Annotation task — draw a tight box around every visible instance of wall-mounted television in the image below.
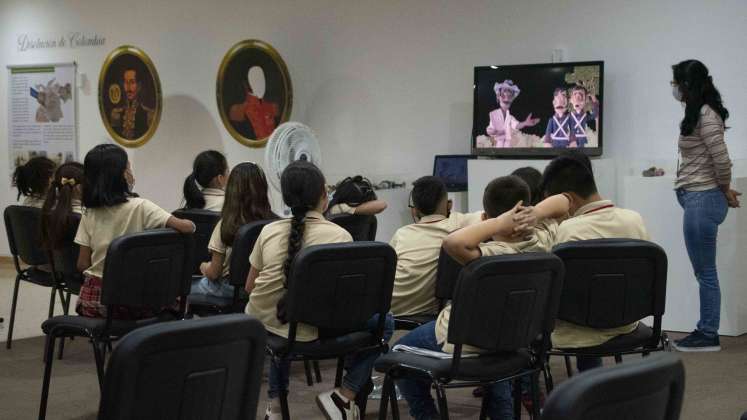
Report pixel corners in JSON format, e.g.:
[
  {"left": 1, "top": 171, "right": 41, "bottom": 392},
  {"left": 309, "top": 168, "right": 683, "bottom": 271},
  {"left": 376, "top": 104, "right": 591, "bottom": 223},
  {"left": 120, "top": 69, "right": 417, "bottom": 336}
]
[{"left": 472, "top": 61, "right": 603, "bottom": 158}]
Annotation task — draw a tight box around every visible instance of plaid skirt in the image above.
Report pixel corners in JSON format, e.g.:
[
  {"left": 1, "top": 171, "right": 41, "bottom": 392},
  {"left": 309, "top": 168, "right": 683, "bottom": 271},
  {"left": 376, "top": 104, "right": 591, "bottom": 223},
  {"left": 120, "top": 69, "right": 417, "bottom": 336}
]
[{"left": 76, "top": 274, "right": 164, "bottom": 320}]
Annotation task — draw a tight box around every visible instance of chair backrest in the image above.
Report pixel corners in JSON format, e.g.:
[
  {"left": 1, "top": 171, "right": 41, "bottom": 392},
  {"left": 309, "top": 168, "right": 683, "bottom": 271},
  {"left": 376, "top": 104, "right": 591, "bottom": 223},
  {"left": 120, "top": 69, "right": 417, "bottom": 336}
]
[
  {"left": 4, "top": 205, "right": 48, "bottom": 266},
  {"left": 286, "top": 242, "right": 396, "bottom": 339},
  {"left": 228, "top": 220, "right": 274, "bottom": 288},
  {"left": 99, "top": 314, "right": 266, "bottom": 420},
  {"left": 48, "top": 213, "right": 82, "bottom": 285},
  {"left": 552, "top": 239, "right": 667, "bottom": 331},
  {"left": 448, "top": 253, "right": 564, "bottom": 354},
  {"left": 328, "top": 213, "right": 378, "bottom": 241},
  {"left": 172, "top": 209, "right": 220, "bottom": 275},
  {"left": 435, "top": 247, "right": 462, "bottom": 302},
  {"left": 101, "top": 229, "right": 194, "bottom": 309},
  {"left": 541, "top": 353, "right": 685, "bottom": 420}
]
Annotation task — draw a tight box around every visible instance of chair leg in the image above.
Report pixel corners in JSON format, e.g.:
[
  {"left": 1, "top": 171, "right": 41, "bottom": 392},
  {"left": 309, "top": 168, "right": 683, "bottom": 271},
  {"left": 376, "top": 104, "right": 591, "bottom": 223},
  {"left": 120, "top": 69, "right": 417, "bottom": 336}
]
[
  {"left": 479, "top": 385, "right": 490, "bottom": 420},
  {"left": 38, "top": 334, "right": 57, "bottom": 420},
  {"left": 92, "top": 341, "right": 106, "bottom": 391},
  {"left": 279, "top": 389, "right": 291, "bottom": 420},
  {"left": 390, "top": 377, "right": 400, "bottom": 420},
  {"left": 303, "top": 360, "right": 314, "bottom": 386},
  {"left": 614, "top": 354, "right": 623, "bottom": 364},
  {"left": 56, "top": 337, "right": 66, "bottom": 360},
  {"left": 313, "top": 360, "right": 323, "bottom": 383},
  {"left": 378, "top": 375, "right": 391, "bottom": 420},
  {"left": 6, "top": 276, "right": 21, "bottom": 349},
  {"left": 435, "top": 383, "right": 449, "bottom": 420},
  {"left": 334, "top": 357, "right": 345, "bottom": 388},
  {"left": 512, "top": 378, "right": 521, "bottom": 420},
  {"left": 530, "top": 372, "right": 541, "bottom": 420},
  {"left": 63, "top": 291, "right": 72, "bottom": 315},
  {"left": 564, "top": 355, "right": 573, "bottom": 377},
  {"left": 543, "top": 361, "right": 555, "bottom": 393}
]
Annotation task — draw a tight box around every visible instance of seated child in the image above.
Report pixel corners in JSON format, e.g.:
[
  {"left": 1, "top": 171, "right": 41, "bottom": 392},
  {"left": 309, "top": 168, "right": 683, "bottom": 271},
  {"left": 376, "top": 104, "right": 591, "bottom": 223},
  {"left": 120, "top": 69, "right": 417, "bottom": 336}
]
[
  {"left": 13, "top": 156, "right": 56, "bottom": 208},
  {"left": 244, "top": 161, "right": 393, "bottom": 420},
  {"left": 41, "top": 162, "right": 85, "bottom": 251},
  {"left": 541, "top": 150, "right": 650, "bottom": 371},
  {"left": 327, "top": 175, "right": 387, "bottom": 216},
  {"left": 389, "top": 176, "right": 482, "bottom": 317},
  {"left": 511, "top": 166, "right": 543, "bottom": 205},
  {"left": 191, "top": 162, "right": 277, "bottom": 298},
  {"left": 75, "top": 144, "right": 195, "bottom": 319},
  {"left": 182, "top": 150, "right": 228, "bottom": 212}
]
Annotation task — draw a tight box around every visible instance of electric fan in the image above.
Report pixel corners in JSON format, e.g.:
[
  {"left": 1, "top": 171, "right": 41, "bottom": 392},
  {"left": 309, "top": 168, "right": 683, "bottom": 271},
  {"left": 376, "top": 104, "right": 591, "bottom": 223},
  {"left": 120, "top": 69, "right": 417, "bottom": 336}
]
[{"left": 264, "top": 122, "right": 322, "bottom": 215}]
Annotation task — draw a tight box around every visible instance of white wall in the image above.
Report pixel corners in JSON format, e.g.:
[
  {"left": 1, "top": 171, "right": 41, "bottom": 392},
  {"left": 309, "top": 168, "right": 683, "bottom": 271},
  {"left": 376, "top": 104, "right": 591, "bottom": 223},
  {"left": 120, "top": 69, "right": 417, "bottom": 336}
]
[{"left": 0, "top": 0, "right": 745, "bottom": 255}]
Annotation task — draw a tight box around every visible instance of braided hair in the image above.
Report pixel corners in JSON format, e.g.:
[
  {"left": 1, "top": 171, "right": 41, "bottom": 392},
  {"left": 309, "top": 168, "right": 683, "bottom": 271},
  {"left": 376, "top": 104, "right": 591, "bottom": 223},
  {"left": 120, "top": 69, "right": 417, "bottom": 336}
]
[{"left": 280, "top": 161, "right": 326, "bottom": 282}]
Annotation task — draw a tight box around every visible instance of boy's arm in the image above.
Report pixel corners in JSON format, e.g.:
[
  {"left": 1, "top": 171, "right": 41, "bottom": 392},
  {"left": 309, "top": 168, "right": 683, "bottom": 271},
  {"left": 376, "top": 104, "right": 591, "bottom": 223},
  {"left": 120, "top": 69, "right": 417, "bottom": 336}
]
[
  {"left": 531, "top": 194, "right": 571, "bottom": 223},
  {"left": 353, "top": 199, "right": 387, "bottom": 215},
  {"left": 443, "top": 203, "right": 524, "bottom": 265}
]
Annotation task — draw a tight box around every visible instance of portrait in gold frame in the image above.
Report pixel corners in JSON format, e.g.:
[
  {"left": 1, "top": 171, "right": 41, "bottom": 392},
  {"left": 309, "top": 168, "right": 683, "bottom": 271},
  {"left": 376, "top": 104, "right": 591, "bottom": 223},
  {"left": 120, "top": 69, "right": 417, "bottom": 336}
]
[{"left": 217, "top": 39, "right": 292, "bottom": 148}]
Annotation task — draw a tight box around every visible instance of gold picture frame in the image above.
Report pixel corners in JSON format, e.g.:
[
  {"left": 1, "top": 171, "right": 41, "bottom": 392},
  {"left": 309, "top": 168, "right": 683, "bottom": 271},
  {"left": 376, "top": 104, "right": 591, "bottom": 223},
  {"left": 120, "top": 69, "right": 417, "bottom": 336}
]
[
  {"left": 217, "top": 39, "right": 293, "bottom": 148},
  {"left": 98, "top": 45, "right": 162, "bottom": 148}
]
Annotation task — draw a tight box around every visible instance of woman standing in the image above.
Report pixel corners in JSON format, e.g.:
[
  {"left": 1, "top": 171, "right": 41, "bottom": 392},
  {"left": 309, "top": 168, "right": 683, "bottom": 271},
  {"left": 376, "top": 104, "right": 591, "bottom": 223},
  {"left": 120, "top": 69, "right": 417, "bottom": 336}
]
[{"left": 672, "top": 59, "right": 740, "bottom": 352}]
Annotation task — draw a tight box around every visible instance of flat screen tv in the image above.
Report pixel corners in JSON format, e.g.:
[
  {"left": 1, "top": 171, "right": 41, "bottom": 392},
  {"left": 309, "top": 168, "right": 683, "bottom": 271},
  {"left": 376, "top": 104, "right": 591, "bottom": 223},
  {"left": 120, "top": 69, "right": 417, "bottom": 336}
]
[
  {"left": 472, "top": 61, "right": 603, "bottom": 158},
  {"left": 433, "top": 155, "right": 472, "bottom": 192}
]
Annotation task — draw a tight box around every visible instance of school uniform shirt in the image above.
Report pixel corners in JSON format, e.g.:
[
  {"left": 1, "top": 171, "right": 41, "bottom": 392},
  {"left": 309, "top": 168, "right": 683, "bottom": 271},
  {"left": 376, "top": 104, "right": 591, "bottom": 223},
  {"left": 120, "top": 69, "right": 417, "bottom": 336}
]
[
  {"left": 389, "top": 211, "right": 483, "bottom": 317},
  {"left": 22, "top": 195, "right": 46, "bottom": 208},
  {"left": 207, "top": 220, "right": 231, "bottom": 278},
  {"left": 74, "top": 198, "right": 172, "bottom": 278},
  {"left": 246, "top": 210, "right": 353, "bottom": 342},
  {"left": 72, "top": 199, "right": 83, "bottom": 215},
  {"left": 328, "top": 203, "right": 357, "bottom": 216},
  {"left": 202, "top": 188, "right": 225, "bottom": 212},
  {"left": 551, "top": 199, "right": 650, "bottom": 349},
  {"left": 435, "top": 231, "right": 554, "bottom": 354}
]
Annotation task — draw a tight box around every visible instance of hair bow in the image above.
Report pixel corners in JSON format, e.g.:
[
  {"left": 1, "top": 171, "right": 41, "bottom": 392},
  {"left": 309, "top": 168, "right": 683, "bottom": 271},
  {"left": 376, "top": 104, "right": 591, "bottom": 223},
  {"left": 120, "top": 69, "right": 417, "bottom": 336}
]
[{"left": 60, "top": 177, "right": 76, "bottom": 186}]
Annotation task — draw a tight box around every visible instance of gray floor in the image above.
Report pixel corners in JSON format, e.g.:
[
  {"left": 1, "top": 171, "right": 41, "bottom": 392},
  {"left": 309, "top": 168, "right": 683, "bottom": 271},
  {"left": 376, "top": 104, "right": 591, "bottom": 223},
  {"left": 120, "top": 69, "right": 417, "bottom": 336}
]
[{"left": 0, "top": 331, "right": 746, "bottom": 419}]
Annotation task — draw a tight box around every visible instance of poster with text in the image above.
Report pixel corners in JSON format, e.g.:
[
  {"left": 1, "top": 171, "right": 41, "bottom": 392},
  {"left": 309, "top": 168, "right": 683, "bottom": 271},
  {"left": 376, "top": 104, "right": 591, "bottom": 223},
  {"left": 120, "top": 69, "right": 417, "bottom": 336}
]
[{"left": 7, "top": 63, "right": 77, "bottom": 176}]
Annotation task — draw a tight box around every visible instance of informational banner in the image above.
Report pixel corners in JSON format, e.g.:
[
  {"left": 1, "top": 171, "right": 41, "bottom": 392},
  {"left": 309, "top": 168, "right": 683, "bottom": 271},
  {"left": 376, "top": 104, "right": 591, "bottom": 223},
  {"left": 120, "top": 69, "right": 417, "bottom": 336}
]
[{"left": 7, "top": 63, "right": 77, "bottom": 174}]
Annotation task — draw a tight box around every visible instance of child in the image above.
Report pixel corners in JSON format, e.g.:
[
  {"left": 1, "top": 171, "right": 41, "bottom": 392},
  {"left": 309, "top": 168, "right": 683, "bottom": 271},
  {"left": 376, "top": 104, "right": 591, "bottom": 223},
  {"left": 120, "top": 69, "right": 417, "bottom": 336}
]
[
  {"left": 41, "top": 162, "right": 85, "bottom": 251},
  {"left": 389, "top": 176, "right": 482, "bottom": 317},
  {"left": 191, "top": 162, "right": 277, "bottom": 298},
  {"left": 74, "top": 144, "right": 195, "bottom": 319},
  {"left": 511, "top": 166, "right": 543, "bottom": 206},
  {"left": 541, "top": 150, "right": 649, "bottom": 370},
  {"left": 543, "top": 88, "right": 572, "bottom": 148},
  {"left": 182, "top": 150, "right": 228, "bottom": 211},
  {"left": 326, "top": 175, "right": 387, "bottom": 216},
  {"left": 486, "top": 80, "right": 540, "bottom": 147},
  {"left": 13, "top": 156, "right": 56, "bottom": 208},
  {"left": 568, "top": 86, "right": 599, "bottom": 148},
  {"left": 244, "top": 161, "right": 393, "bottom": 420}
]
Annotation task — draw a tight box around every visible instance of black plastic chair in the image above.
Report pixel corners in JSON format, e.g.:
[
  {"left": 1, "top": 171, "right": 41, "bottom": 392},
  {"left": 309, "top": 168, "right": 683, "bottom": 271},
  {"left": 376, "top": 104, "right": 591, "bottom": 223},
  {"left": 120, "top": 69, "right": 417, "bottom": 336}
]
[
  {"left": 266, "top": 241, "right": 396, "bottom": 420},
  {"left": 172, "top": 208, "right": 220, "bottom": 276},
  {"left": 187, "top": 220, "right": 273, "bottom": 315},
  {"left": 4, "top": 205, "right": 58, "bottom": 350},
  {"left": 547, "top": 239, "right": 669, "bottom": 386},
  {"left": 98, "top": 313, "right": 266, "bottom": 420},
  {"left": 542, "top": 353, "right": 685, "bottom": 420},
  {"left": 38, "top": 228, "right": 194, "bottom": 420},
  {"left": 375, "top": 253, "right": 564, "bottom": 420},
  {"left": 394, "top": 247, "right": 462, "bottom": 330},
  {"left": 328, "top": 213, "right": 378, "bottom": 241}
]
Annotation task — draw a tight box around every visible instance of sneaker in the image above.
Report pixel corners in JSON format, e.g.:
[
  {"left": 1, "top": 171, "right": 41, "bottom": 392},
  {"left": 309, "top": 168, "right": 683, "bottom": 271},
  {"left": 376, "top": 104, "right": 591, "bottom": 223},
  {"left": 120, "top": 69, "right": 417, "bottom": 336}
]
[
  {"left": 316, "top": 389, "right": 360, "bottom": 420},
  {"left": 264, "top": 404, "right": 283, "bottom": 420},
  {"left": 672, "top": 330, "right": 721, "bottom": 352}
]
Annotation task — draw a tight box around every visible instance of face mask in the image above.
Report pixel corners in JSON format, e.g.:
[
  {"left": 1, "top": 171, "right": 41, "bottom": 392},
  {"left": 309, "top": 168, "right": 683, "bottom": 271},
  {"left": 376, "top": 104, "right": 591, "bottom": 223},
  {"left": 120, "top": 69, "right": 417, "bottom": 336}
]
[{"left": 672, "top": 85, "right": 683, "bottom": 102}]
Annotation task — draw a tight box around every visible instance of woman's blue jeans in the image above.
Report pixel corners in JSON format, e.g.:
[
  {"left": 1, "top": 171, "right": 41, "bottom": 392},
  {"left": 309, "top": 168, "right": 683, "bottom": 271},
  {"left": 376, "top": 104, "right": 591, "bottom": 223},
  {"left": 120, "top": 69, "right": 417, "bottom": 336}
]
[{"left": 676, "top": 188, "right": 728, "bottom": 338}]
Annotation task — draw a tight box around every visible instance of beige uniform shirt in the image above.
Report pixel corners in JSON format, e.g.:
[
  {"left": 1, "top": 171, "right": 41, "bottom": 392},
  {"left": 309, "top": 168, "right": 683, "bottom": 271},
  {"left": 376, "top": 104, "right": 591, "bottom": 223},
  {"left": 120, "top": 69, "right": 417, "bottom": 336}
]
[
  {"left": 328, "top": 203, "right": 356, "bottom": 216},
  {"left": 207, "top": 220, "right": 231, "bottom": 278},
  {"left": 22, "top": 195, "right": 45, "bottom": 208},
  {"left": 434, "top": 224, "right": 556, "bottom": 354},
  {"left": 246, "top": 211, "right": 352, "bottom": 342},
  {"left": 202, "top": 188, "right": 225, "bottom": 212},
  {"left": 389, "top": 211, "right": 483, "bottom": 317},
  {"left": 72, "top": 199, "right": 84, "bottom": 215},
  {"left": 74, "top": 198, "right": 172, "bottom": 278},
  {"left": 552, "top": 200, "right": 650, "bottom": 349}
]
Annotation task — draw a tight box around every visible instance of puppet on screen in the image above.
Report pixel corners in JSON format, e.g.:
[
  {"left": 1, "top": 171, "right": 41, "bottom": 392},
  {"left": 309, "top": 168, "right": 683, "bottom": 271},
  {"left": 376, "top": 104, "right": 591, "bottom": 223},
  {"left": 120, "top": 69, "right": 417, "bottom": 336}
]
[
  {"left": 543, "top": 88, "right": 572, "bottom": 148},
  {"left": 485, "top": 80, "right": 540, "bottom": 147},
  {"left": 568, "top": 85, "right": 598, "bottom": 148}
]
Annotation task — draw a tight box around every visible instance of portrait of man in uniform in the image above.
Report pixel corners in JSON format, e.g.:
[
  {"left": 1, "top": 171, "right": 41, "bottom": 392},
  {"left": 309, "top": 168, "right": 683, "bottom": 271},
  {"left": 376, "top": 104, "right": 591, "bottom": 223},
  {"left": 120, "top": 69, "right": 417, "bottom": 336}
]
[{"left": 109, "top": 68, "right": 154, "bottom": 140}]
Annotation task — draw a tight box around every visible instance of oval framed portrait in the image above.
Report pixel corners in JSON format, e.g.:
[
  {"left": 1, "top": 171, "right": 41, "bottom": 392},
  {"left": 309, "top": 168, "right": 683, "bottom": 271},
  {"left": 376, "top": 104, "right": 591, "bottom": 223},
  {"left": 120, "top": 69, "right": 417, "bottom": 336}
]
[
  {"left": 217, "top": 39, "right": 292, "bottom": 148},
  {"left": 98, "top": 45, "right": 162, "bottom": 148}
]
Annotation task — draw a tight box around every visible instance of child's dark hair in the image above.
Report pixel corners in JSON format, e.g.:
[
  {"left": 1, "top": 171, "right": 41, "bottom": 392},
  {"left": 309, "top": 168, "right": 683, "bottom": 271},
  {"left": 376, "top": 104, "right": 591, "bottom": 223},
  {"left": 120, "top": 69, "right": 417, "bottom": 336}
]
[
  {"left": 183, "top": 150, "right": 228, "bottom": 209},
  {"left": 511, "top": 167, "right": 543, "bottom": 205},
  {"left": 280, "top": 161, "right": 326, "bottom": 281},
  {"left": 13, "top": 156, "right": 56, "bottom": 200},
  {"left": 220, "top": 162, "right": 276, "bottom": 245},
  {"left": 82, "top": 144, "right": 132, "bottom": 208},
  {"left": 411, "top": 176, "right": 447, "bottom": 215},
  {"left": 41, "top": 162, "right": 83, "bottom": 249},
  {"left": 327, "top": 175, "right": 377, "bottom": 211},
  {"left": 541, "top": 150, "right": 597, "bottom": 198},
  {"left": 483, "top": 175, "right": 530, "bottom": 218}
]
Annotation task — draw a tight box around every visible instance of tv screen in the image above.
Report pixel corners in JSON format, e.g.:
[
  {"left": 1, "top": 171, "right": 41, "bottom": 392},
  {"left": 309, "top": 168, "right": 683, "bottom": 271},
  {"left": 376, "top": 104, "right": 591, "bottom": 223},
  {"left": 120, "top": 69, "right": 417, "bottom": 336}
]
[
  {"left": 472, "top": 61, "right": 603, "bottom": 157},
  {"left": 433, "top": 155, "right": 471, "bottom": 192}
]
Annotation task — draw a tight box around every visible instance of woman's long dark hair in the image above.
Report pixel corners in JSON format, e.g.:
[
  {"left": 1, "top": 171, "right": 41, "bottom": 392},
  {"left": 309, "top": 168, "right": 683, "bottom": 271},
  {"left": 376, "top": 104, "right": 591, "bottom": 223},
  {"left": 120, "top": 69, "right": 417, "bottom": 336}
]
[
  {"left": 13, "top": 156, "right": 56, "bottom": 200},
  {"left": 672, "top": 60, "right": 729, "bottom": 136},
  {"left": 82, "top": 144, "right": 133, "bottom": 208},
  {"left": 280, "top": 161, "right": 326, "bottom": 281},
  {"left": 183, "top": 150, "right": 228, "bottom": 209},
  {"left": 41, "top": 162, "right": 84, "bottom": 249},
  {"left": 219, "top": 162, "right": 276, "bottom": 245}
]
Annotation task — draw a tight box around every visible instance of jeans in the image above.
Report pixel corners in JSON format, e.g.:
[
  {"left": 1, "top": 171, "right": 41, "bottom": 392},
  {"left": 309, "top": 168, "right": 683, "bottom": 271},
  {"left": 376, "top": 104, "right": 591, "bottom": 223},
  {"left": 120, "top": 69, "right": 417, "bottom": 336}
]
[
  {"left": 676, "top": 188, "right": 728, "bottom": 338},
  {"left": 395, "top": 321, "right": 513, "bottom": 420},
  {"left": 268, "top": 313, "right": 394, "bottom": 399},
  {"left": 190, "top": 276, "right": 234, "bottom": 298}
]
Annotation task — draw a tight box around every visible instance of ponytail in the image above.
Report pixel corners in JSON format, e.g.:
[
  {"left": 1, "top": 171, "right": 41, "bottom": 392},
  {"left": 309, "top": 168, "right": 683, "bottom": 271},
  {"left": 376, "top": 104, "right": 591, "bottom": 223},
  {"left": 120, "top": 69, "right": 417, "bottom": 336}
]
[
  {"left": 12, "top": 156, "right": 55, "bottom": 201},
  {"left": 41, "top": 162, "right": 83, "bottom": 249},
  {"left": 182, "top": 173, "right": 206, "bottom": 209},
  {"left": 183, "top": 150, "right": 228, "bottom": 209}
]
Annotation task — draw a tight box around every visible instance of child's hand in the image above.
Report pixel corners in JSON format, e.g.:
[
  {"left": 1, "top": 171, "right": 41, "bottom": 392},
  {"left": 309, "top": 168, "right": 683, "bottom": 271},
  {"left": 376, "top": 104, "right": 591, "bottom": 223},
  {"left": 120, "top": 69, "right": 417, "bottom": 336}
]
[{"left": 199, "top": 262, "right": 209, "bottom": 276}]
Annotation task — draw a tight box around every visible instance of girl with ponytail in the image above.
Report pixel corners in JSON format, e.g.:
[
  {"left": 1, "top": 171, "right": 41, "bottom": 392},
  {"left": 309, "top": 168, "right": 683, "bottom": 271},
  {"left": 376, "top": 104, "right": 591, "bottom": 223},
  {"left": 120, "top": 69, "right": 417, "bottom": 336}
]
[
  {"left": 244, "top": 161, "right": 393, "bottom": 420},
  {"left": 13, "top": 156, "right": 56, "bottom": 208},
  {"left": 41, "top": 162, "right": 84, "bottom": 250},
  {"left": 182, "top": 150, "right": 228, "bottom": 211}
]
